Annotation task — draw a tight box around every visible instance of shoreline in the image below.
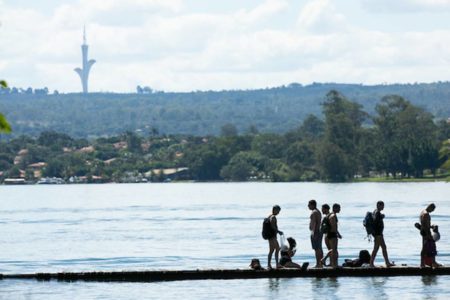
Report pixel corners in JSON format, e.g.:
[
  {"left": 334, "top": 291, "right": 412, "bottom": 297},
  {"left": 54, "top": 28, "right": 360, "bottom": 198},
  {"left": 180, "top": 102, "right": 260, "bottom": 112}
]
[{"left": 1, "top": 177, "right": 449, "bottom": 185}]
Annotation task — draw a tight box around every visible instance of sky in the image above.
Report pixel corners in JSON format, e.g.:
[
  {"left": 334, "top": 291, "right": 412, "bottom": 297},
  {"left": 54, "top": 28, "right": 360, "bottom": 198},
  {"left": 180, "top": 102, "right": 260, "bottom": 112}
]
[{"left": 1, "top": 0, "right": 450, "bottom": 93}]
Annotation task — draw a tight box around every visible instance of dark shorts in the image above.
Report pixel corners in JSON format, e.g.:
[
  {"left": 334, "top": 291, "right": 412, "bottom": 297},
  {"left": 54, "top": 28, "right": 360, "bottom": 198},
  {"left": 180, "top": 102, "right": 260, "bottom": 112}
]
[
  {"left": 373, "top": 229, "right": 383, "bottom": 236},
  {"left": 311, "top": 233, "right": 323, "bottom": 250},
  {"left": 327, "top": 232, "right": 338, "bottom": 239}
]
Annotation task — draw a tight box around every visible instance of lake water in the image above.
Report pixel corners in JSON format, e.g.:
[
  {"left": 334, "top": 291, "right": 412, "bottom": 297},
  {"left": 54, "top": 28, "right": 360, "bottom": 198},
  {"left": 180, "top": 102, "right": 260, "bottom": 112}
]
[{"left": 0, "top": 182, "right": 449, "bottom": 299}]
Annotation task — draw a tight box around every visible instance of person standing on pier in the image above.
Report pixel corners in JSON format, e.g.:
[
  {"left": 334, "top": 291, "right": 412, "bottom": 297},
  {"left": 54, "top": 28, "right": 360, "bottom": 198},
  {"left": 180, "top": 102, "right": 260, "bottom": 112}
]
[
  {"left": 328, "top": 203, "right": 342, "bottom": 268},
  {"left": 369, "top": 201, "right": 395, "bottom": 267},
  {"left": 320, "top": 204, "right": 331, "bottom": 266},
  {"left": 265, "top": 205, "right": 283, "bottom": 269},
  {"left": 420, "top": 203, "right": 441, "bottom": 268},
  {"left": 308, "top": 199, "right": 323, "bottom": 268}
]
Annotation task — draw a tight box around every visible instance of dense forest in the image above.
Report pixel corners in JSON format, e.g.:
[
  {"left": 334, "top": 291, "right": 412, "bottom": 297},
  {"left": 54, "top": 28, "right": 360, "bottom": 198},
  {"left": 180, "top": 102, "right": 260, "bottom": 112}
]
[
  {"left": 0, "top": 82, "right": 450, "bottom": 138},
  {"left": 1, "top": 91, "right": 449, "bottom": 183}
]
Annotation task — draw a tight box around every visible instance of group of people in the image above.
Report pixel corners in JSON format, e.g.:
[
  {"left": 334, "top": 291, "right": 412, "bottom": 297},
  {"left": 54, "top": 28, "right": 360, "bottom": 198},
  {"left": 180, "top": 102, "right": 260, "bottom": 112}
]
[{"left": 264, "top": 201, "right": 441, "bottom": 269}]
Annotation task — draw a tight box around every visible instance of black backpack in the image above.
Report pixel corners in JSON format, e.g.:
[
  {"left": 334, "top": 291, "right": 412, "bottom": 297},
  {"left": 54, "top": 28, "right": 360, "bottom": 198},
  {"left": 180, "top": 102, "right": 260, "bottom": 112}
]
[
  {"left": 363, "top": 211, "right": 375, "bottom": 238},
  {"left": 320, "top": 215, "right": 331, "bottom": 234},
  {"left": 262, "top": 217, "right": 276, "bottom": 240}
]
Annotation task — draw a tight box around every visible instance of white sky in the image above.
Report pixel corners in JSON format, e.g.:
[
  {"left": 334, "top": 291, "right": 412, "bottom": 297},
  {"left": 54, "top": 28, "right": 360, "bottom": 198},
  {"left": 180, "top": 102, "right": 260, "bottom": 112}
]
[{"left": 1, "top": 0, "right": 450, "bottom": 93}]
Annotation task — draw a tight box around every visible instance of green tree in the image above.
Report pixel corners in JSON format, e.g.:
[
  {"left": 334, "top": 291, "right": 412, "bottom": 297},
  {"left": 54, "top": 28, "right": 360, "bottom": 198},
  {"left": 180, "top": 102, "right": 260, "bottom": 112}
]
[
  {"left": 220, "top": 151, "right": 267, "bottom": 181},
  {"left": 298, "top": 114, "right": 325, "bottom": 141},
  {"left": 374, "top": 95, "right": 439, "bottom": 177},
  {"left": 6, "top": 165, "right": 21, "bottom": 178},
  {"left": 220, "top": 123, "right": 238, "bottom": 137},
  {"left": 123, "top": 131, "right": 142, "bottom": 153},
  {"left": 317, "top": 141, "right": 352, "bottom": 182},
  {"left": 182, "top": 143, "right": 229, "bottom": 180},
  {"left": 37, "top": 131, "right": 74, "bottom": 149},
  {"left": 43, "top": 158, "right": 65, "bottom": 178},
  {"left": 436, "top": 119, "right": 450, "bottom": 142},
  {"left": 285, "top": 141, "right": 315, "bottom": 167},
  {"left": 251, "top": 133, "right": 286, "bottom": 159},
  {"left": 0, "top": 80, "right": 11, "bottom": 133},
  {"left": 317, "top": 90, "right": 366, "bottom": 181},
  {"left": 439, "top": 140, "right": 450, "bottom": 171}
]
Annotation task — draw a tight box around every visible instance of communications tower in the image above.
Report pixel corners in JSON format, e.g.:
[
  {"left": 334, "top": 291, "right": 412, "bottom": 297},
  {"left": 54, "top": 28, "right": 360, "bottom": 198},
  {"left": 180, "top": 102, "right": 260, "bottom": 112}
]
[{"left": 74, "top": 27, "right": 96, "bottom": 93}]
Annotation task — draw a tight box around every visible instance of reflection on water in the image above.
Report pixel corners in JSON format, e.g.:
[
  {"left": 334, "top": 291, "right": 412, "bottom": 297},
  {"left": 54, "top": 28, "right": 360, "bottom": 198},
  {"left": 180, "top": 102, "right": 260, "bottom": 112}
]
[
  {"left": 422, "top": 275, "right": 438, "bottom": 286},
  {"left": 312, "top": 277, "right": 339, "bottom": 289},
  {"left": 268, "top": 278, "right": 280, "bottom": 291},
  {"left": 310, "top": 278, "right": 340, "bottom": 300},
  {"left": 368, "top": 277, "right": 388, "bottom": 299},
  {"left": 422, "top": 276, "right": 439, "bottom": 300}
]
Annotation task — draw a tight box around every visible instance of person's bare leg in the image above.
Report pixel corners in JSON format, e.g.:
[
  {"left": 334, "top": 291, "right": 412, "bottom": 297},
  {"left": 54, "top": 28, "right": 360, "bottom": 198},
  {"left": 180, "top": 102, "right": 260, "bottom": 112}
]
[
  {"left": 283, "top": 261, "right": 302, "bottom": 269},
  {"left": 329, "top": 238, "right": 338, "bottom": 268},
  {"left": 321, "top": 237, "right": 331, "bottom": 266},
  {"left": 268, "top": 238, "right": 280, "bottom": 268},
  {"left": 268, "top": 239, "right": 276, "bottom": 269},
  {"left": 322, "top": 250, "right": 331, "bottom": 266},
  {"left": 432, "top": 257, "right": 442, "bottom": 268},
  {"left": 420, "top": 239, "right": 426, "bottom": 267},
  {"left": 370, "top": 236, "right": 381, "bottom": 267},
  {"left": 268, "top": 249, "right": 274, "bottom": 269},
  {"left": 315, "top": 248, "right": 323, "bottom": 268},
  {"left": 275, "top": 248, "right": 280, "bottom": 268},
  {"left": 380, "top": 238, "right": 394, "bottom": 267},
  {"left": 334, "top": 239, "right": 339, "bottom": 268}
]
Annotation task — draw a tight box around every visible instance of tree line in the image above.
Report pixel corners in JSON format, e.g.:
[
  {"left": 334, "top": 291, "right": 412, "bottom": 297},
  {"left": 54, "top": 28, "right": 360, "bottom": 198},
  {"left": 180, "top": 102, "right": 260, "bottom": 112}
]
[
  {"left": 1, "top": 91, "right": 449, "bottom": 183},
  {"left": 1, "top": 82, "right": 450, "bottom": 138}
]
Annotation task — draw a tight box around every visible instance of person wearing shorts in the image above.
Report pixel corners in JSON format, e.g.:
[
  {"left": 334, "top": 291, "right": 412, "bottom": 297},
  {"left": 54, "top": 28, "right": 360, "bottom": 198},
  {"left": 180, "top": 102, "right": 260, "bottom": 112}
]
[
  {"left": 308, "top": 199, "right": 323, "bottom": 268},
  {"left": 328, "top": 203, "right": 342, "bottom": 268},
  {"left": 369, "top": 201, "right": 394, "bottom": 267}
]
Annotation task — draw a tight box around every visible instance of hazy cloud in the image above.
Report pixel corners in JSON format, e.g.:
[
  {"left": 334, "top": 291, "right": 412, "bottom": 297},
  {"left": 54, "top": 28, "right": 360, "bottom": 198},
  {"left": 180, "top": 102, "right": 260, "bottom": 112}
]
[
  {"left": 1, "top": 0, "right": 450, "bottom": 92},
  {"left": 362, "top": 0, "right": 450, "bottom": 13},
  {"left": 297, "top": 0, "right": 349, "bottom": 34}
]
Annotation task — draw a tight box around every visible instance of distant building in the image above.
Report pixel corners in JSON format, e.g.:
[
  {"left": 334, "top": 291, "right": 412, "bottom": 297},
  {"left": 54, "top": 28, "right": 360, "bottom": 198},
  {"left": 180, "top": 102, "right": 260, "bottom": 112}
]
[
  {"left": 74, "top": 26, "right": 96, "bottom": 93},
  {"left": 27, "top": 162, "right": 47, "bottom": 179},
  {"left": 76, "top": 146, "right": 95, "bottom": 153},
  {"left": 14, "top": 149, "right": 29, "bottom": 165},
  {"left": 4, "top": 178, "right": 26, "bottom": 185},
  {"left": 145, "top": 167, "right": 189, "bottom": 181}
]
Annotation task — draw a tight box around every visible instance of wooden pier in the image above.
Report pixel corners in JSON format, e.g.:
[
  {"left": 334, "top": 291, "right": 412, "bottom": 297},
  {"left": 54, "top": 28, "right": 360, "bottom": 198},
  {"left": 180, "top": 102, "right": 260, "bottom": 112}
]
[{"left": 1, "top": 266, "right": 449, "bottom": 283}]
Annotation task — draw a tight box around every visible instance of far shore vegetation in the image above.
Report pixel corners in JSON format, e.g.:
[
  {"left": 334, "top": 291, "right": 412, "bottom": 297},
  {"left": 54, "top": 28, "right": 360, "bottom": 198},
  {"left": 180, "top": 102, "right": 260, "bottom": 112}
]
[{"left": 0, "top": 90, "right": 449, "bottom": 184}]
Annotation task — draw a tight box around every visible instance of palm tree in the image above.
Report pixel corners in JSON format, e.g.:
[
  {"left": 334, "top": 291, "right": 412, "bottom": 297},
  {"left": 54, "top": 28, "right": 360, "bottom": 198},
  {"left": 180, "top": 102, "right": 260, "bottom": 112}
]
[{"left": 0, "top": 80, "right": 12, "bottom": 133}]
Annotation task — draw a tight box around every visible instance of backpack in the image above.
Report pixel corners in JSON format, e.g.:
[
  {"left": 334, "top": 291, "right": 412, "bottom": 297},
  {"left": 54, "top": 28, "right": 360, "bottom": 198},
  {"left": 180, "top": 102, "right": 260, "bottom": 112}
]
[
  {"left": 262, "top": 217, "right": 276, "bottom": 240},
  {"left": 363, "top": 211, "right": 375, "bottom": 240},
  {"left": 320, "top": 215, "right": 331, "bottom": 234}
]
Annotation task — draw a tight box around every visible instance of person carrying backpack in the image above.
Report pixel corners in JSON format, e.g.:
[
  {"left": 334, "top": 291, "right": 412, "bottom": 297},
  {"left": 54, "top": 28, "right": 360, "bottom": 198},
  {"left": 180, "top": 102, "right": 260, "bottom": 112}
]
[
  {"left": 369, "top": 201, "right": 394, "bottom": 267},
  {"left": 262, "top": 205, "right": 283, "bottom": 269}
]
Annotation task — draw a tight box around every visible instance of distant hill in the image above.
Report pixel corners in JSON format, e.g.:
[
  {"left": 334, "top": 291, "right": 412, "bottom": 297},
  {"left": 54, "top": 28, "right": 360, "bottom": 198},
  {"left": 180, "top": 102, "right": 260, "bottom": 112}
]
[{"left": 1, "top": 82, "right": 449, "bottom": 138}]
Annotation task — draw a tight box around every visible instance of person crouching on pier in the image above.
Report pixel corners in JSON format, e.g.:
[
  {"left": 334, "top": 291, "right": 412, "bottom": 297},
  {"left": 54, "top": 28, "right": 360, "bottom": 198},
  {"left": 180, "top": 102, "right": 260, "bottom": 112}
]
[{"left": 279, "top": 237, "right": 303, "bottom": 269}]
